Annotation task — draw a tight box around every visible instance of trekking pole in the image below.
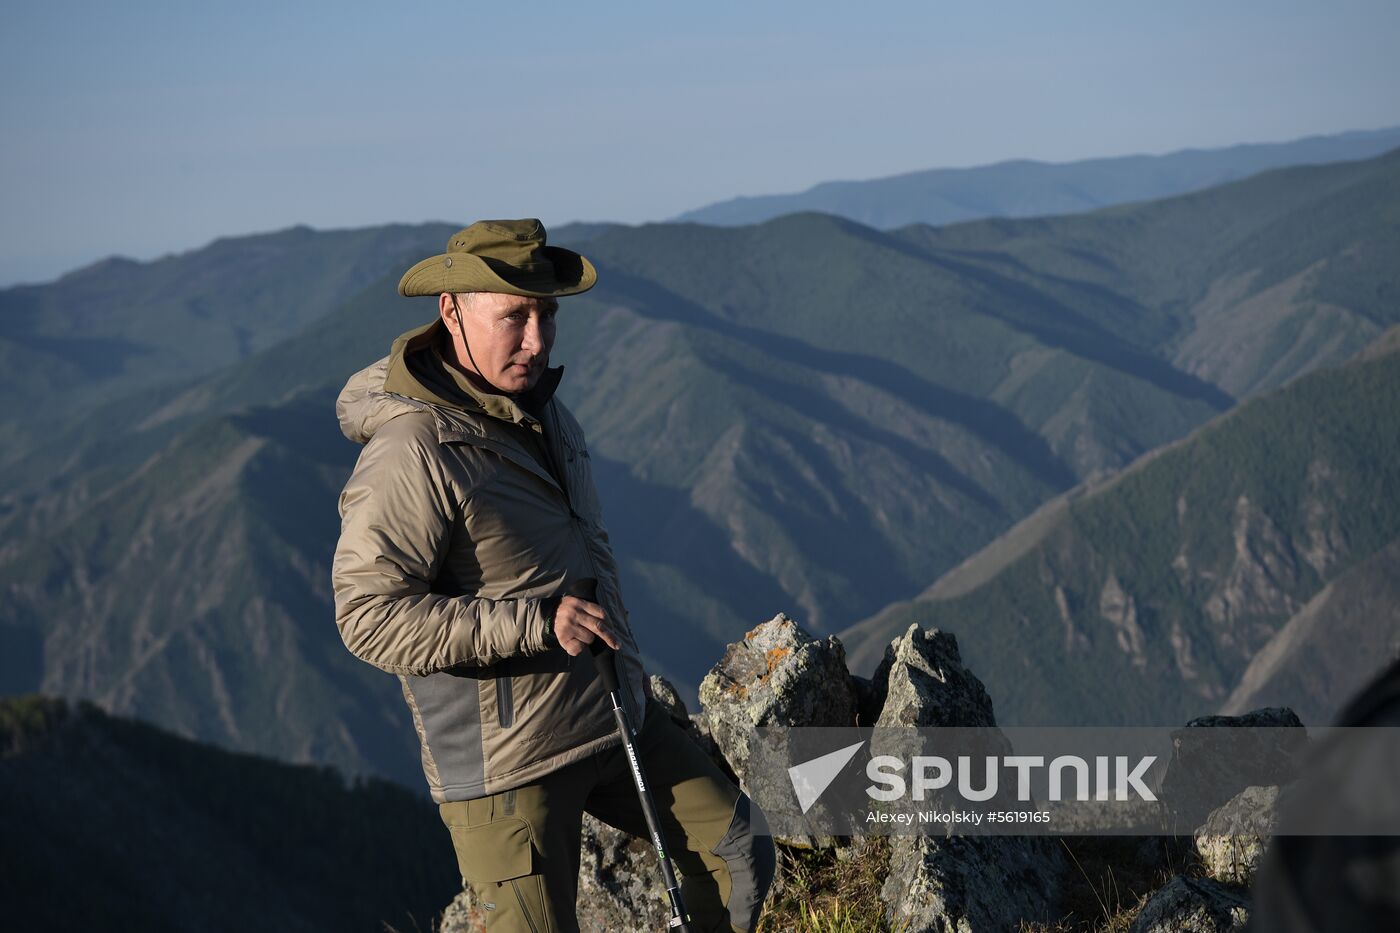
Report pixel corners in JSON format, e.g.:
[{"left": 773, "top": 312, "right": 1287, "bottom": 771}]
[{"left": 573, "top": 579, "right": 694, "bottom": 932}]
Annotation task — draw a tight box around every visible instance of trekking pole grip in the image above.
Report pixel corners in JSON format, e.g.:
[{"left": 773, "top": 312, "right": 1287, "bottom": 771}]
[{"left": 590, "top": 639, "right": 621, "bottom": 694}]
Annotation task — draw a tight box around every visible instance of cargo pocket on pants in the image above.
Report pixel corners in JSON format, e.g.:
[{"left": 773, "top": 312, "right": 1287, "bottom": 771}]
[{"left": 445, "top": 816, "right": 542, "bottom": 929}]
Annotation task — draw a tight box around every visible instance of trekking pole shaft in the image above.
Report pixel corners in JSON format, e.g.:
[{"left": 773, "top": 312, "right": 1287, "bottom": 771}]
[{"left": 593, "top": 647, "right": 693, "bottom": 931}]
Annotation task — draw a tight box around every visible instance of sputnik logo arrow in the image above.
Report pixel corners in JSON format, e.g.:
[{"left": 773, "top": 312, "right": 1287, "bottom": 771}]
[{"left": 787, "top": 741, "right": 865, "bottom": 814}]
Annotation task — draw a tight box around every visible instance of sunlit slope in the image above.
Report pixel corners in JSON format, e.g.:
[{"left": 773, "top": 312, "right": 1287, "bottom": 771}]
[{"left": 842, "top": 328, "right": 1400, "bottom": 727}]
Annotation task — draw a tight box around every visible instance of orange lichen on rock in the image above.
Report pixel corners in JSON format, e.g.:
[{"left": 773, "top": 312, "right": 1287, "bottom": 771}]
[{"left": 765, "top": 646, "right": 792, "bottom": 673}]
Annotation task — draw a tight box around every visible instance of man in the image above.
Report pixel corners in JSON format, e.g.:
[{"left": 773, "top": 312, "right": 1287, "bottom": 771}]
[{"left": 331, "top": 219, "right": 773, "bottom": 933}]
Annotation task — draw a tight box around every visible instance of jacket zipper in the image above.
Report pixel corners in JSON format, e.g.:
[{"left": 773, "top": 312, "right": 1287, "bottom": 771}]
[{"left": 553, "top": 435, "right": 639, "bottom": 731}]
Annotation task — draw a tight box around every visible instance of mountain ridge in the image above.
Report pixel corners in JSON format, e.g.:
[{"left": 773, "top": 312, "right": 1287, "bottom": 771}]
[{"left": 677, "top": 126, "right": 1400, "bottom": 229}]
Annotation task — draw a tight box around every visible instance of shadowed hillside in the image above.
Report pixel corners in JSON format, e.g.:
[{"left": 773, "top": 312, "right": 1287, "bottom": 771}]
[{"left": 0, "top": 695, "right": 459, "bottom": 933}]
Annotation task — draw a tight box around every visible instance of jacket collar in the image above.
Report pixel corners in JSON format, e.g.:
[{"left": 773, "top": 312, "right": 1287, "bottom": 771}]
[{"left": 382, "top": 318, "right": 563, "bottom": 432}]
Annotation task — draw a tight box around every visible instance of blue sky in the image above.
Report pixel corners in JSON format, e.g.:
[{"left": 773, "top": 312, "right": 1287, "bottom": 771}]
[{"left": 2, "top": 0, "right": 1397, "bottom": 285}]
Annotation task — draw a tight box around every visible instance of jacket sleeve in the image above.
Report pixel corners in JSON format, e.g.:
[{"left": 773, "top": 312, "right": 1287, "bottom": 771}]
[{"left": 331, "top": 416, "right": 553, "bottom": 676}]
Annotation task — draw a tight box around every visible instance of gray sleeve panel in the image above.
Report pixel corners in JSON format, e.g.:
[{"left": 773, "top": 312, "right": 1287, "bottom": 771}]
[{"left": 710, "top": 794, "right": 776, "bottom": 932}]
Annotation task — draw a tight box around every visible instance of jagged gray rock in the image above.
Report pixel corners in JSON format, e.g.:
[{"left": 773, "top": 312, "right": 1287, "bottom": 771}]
[
  {"left": 647, "top": 673, "right": 689, "bottom": 722},
  {"left": 1128, "top": 875, "right": 1249, "bottom": 933},
  {"left": 698, "top": 612, "right": 859, "bottom": 787},
  {"left": 1159, "top": 707, "right": 1306, "bottom": 832},
  {"left": 873, "top": 624, "right": 998, "bottom": 729},
  {"left": 1194, "top": 785, "right": 1280, "bottom": 885},
  {"left": 882, "top": 834, "right": 1066, "bottom": 932},
  {"left": 874, "top": 624, "right": 1067, "bottom": 932},
  {"left": 575, "top": 814, "right": 672, "bottom": 932},
  {"left": 650, "top": 673, "right": 737, "bottom": 784},
  {"left": 435, "top": 888, "right": 483, "bottom": 933}
]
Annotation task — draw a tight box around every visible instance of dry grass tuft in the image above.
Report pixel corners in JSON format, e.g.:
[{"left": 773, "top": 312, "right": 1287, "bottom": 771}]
[{"left": 758, "top": 838, "right": 908, "bottom": 932}]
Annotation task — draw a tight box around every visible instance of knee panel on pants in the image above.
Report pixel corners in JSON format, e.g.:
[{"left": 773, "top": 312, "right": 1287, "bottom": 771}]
[{"left": 710, "top": 795, "right": 776, "bottom": 932}]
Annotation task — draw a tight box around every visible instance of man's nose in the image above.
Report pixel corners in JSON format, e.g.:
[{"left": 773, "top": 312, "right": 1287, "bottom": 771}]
[{"left": 521, "top": 315, "right": 546, "bottom": 353}]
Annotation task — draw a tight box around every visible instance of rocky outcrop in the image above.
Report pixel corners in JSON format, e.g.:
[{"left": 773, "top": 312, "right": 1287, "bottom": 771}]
[
  {"left": 575, "top": 815, "right": 672, "bottom": 932},
  {"left": 647, "top": 673, "right": 689, "bottom": 723},
  {"left": 1128, "top": 875, "right": 1249, "bottom": 932},
  {"left": 697, "top": 613, "right": 859, "bottom": 787},
  {"left": 433, "top": 622, "right": 1310, "bottom": 933},
  {"left": 1100, "top": 572, "right": 1148, "bottom": 669},
  {"left": 1159, "top": 707, "right": 1305, "bottom": 831},
  {"left": 883, "top": 833, "right": 1067, "bottom": 933},
  {"left": 872, "top": 624, "right": 1067, "bottom": 932},
  {"left": 436, "top": 889, "right": 485, "bottom": 933},
  {"left": 1202, "top": 495, "right": 1302, "bottom": 631},
  {"left": 697, "top": 614, "right": 860, "bottom": 849},
  {"left": 872, "top": 624, "right": 997, "bottom": 729},
  {"left": 1194, "top": 785, "right": 1279, "bottom": 885},
  {"left": 648, "top": 674, "right": 735, "bottom": 783}
]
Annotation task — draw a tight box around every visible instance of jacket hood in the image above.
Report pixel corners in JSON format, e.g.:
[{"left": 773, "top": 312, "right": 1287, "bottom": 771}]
[{"left": 336, "top": 356, "right": 425, "bottom": 445}]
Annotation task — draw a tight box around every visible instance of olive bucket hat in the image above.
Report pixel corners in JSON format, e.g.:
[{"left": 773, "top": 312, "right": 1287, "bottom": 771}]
[{"left": 397, "top": 218, "right": 597, "bottom": 298}]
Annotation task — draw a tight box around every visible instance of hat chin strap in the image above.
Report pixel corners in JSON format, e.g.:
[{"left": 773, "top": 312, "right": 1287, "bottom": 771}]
[{"left": 450, "top": 295, "right": 514, "bottom": 397}]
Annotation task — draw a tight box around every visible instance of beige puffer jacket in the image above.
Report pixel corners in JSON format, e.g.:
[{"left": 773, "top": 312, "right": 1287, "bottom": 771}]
[{"left": 332, "top": 321, "right": 646, "bottom": 802}]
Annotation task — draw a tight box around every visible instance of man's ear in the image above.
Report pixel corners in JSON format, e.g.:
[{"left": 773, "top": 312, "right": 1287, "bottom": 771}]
[{"left": 438, "top": 293, "right": 458, "bottom": 333}]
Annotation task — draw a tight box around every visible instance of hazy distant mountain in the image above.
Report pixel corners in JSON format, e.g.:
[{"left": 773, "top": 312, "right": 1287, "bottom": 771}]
[
  {"left": 2, "top": 150, "right": 1396, "bottom": 782},
  {"left": 677, "top": 126, "right": 1400, "bottom": 229},
  {"left": 0, "top": 223, "right": 455, "bottom": 468},
  {"left": 841, "top": 327, "right": 1400, "bottom": 728},
  {"left": 891, "top": 145, "right": 1400, "bottom": 400},
  {"left": 0, "top": 695, "right": 458, "bottom": 933}
]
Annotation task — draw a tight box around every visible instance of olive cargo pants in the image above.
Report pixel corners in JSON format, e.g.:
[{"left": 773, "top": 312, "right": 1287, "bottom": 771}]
[{"left": 439, "top": 701, "right": 775, "bottom": 933}]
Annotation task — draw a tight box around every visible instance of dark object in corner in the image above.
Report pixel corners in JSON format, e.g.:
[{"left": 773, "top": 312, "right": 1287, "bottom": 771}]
[{"left": 1248, "top": 659, "right": 1400, "bottom": 932}]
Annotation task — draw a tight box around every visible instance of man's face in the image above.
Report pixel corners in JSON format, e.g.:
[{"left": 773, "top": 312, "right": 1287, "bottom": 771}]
[{"left": 440, "top": 291, "right": 559, "bottom": 394}]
